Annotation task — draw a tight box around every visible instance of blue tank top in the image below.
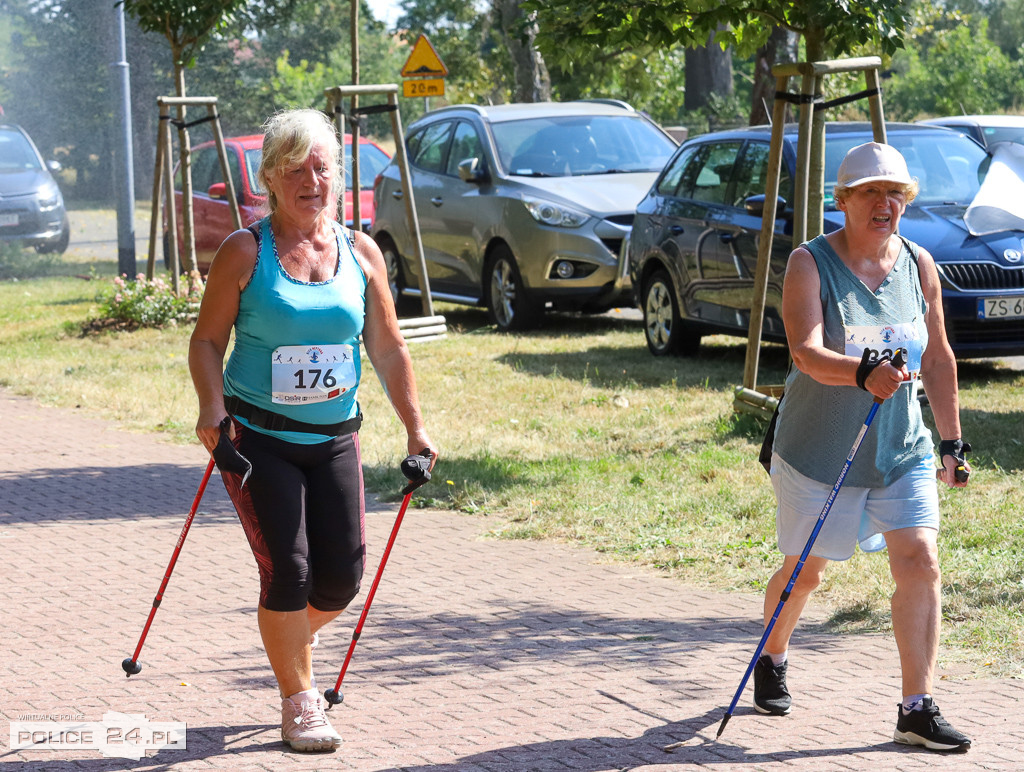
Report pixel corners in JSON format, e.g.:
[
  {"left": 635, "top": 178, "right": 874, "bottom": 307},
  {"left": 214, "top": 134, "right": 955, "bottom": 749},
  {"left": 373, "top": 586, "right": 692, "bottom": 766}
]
[
  {"left": 223, "top": 216, "right": 367, "bottom": 444},
  {"left": 773, "top": 234, "right": 932, "bottom": 488}
]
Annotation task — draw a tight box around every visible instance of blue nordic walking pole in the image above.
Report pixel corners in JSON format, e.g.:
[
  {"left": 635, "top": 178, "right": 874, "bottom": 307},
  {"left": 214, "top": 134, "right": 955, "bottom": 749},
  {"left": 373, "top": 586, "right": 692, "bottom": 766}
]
[{"left": 716, "top": 349, "right": 906, "bottom": 740}]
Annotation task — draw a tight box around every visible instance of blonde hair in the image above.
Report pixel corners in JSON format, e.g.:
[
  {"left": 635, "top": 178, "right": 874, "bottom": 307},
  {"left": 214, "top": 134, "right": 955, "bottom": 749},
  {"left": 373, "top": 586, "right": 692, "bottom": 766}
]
[
  {"left": 834, "top": 178, "right": 919, "bottom": 205},
  {"left": 257, "top": 109, "right": 342, "bottom": 216}
]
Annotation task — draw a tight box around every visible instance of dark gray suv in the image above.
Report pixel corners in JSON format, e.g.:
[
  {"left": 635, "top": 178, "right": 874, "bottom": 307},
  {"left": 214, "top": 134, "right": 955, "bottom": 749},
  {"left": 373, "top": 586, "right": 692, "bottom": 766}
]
[
  {"left": 371, "top": 101, "right": 677, "bottom": 330},
  {"left": 0, "top": 124, "right": 70, "bottom": 254}
]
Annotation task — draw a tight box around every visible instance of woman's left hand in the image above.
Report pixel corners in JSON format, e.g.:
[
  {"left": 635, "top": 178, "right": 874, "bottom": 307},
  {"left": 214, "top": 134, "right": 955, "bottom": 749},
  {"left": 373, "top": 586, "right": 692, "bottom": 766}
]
[{"left": 937, "top": 454, "right": 971, "bottom": 488}]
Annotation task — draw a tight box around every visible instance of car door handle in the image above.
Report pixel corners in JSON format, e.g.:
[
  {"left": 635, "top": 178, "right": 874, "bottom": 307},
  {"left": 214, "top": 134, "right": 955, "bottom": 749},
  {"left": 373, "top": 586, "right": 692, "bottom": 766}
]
[
  {"left": 391, "top": 190, "right": 403, "bottom": 200},
  {"left": 670, "top": 225, "right": 684, "bottom": 235},
  {"left": 430, "top": 197, "right": 443, "bottom": 207}
]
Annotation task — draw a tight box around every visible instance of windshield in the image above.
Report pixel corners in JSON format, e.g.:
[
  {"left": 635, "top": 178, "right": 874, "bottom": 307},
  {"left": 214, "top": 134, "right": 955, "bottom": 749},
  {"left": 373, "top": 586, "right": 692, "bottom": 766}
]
[
  {"left": 247, "top": 142, "right": 391, "bottom": 196},
  {"left": 824, "top": 131, "right": 990, "bottom": 207},
  {"left": 0, "top": 128, "right": 43, "bottom": 172},
  {"left": 492, "top": 114, "right": 676, "bottom": 178}
]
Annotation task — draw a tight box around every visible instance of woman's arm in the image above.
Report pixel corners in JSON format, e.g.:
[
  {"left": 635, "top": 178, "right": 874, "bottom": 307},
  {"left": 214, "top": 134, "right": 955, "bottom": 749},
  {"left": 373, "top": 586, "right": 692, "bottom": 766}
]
[
  {"left": 352, "top": 231, "right": 437, "bottom": 466},
  {"left": 916, "top": 246, "right": 968, "bottom": 487},
  {"left": 188, "top": 229, "right": 256, "bottom": 454},
  {"left": 781, "top": 246, "right": 904, "bottom": 399}
]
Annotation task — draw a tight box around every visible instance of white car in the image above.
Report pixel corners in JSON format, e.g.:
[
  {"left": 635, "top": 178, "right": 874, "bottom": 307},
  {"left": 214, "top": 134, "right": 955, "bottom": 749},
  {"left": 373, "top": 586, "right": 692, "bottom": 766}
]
[{"left": 917, "top": 114, "right": 1024, "bottom": 149}]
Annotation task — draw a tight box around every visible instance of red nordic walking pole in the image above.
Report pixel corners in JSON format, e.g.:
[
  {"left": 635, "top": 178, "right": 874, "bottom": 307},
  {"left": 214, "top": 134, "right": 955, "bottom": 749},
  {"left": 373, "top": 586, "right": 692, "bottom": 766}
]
[
  {"left": 716, "top": 349, "right": 906, "bottom": 739},
  {"left": 121, "top": 457, "right": 216, "bottom": 676},
  {"left": 324, "top": 450, "right": 433, "bottom": 708}
]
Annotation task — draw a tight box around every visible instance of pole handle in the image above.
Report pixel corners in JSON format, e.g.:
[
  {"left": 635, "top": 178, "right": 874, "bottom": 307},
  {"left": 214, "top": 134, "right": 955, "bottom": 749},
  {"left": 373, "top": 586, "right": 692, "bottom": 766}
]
[
  {"left": 400, "top": 448, "right": 433, "bottom": 495},
  {"left": 871, "top": 348, "right": 907, "bottom": 404}
]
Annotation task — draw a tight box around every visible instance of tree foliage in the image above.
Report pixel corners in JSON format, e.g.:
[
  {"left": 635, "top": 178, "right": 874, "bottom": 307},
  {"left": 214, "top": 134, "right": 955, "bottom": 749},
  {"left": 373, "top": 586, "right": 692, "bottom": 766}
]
[
  {"left": 883, "top": 1, "right": 1024, "bottom": 119},
  {"left": 119, "top": 0, "right": 249, "bottom": 69},
  {"left": 524, "top": 0, "right": 913, "bottom": 67}
]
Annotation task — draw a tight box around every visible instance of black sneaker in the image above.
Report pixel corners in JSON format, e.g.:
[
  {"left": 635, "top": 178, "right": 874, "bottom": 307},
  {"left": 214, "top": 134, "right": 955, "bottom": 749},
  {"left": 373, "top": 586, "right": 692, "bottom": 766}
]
[
  {"left": 894, "top": 697, "right": 971, "bottom": 752},
  {"left": 752, "top": 654, "right": 792, "bottom": 715}
]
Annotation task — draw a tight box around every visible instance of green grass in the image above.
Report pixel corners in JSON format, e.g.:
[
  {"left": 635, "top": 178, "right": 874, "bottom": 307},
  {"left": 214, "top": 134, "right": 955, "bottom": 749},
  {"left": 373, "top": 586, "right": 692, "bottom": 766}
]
[{"left": 2, "top": 255, "right": 1023, "bottom": 678}]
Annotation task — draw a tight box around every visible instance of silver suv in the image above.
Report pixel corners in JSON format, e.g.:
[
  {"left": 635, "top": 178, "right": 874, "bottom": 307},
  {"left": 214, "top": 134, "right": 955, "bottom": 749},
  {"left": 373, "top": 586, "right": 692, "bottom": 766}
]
[
  {"left": 371, "top": 101, "right": 677, "bottom": 330},
  {"left": 0, "top": 124, "right": 70, "bottom": 254}
]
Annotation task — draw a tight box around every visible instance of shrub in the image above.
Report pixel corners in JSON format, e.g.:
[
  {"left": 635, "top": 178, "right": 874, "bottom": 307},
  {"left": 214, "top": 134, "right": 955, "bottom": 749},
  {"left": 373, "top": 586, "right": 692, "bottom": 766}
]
[{"left": 93, "top": 272, "right": 204, "bottom": 330}]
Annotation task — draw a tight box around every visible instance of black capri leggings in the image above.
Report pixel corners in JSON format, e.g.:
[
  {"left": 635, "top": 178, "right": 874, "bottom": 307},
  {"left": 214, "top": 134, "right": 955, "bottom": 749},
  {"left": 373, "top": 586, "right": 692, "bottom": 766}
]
[{"left": 220, "top": 421, "right": 365, "bottom": 612}]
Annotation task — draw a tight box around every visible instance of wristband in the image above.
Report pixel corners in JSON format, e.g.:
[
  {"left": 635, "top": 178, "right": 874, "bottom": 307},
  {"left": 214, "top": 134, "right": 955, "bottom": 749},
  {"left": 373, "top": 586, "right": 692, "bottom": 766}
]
[
  {"left": 938, "top": 438, "right": 971, "bottom": 464},
  {"left": 855, "top": 349, "right": 888, "bottom": 391}
]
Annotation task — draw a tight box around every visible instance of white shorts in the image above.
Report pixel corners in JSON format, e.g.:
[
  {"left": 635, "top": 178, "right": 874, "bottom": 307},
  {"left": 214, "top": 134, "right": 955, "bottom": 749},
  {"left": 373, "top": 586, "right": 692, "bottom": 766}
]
[{"left": 770, "top": 453, "right": 940, "bottom": 561}]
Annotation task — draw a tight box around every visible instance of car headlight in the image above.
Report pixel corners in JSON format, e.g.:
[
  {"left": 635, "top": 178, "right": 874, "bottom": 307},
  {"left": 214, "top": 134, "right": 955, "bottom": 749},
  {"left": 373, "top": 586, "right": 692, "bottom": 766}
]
[
  {"left": 522, "top": 197, "right": 589, "bottom": 228},
  {"left": 37, "top": 182, "right": 62, "bottom": 212}
]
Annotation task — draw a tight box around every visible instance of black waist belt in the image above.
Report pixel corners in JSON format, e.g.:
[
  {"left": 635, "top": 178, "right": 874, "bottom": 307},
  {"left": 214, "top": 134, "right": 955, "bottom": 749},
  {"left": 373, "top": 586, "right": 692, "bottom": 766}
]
[{"left": 224, "top": 395, "right": 362, "bottom": 436}]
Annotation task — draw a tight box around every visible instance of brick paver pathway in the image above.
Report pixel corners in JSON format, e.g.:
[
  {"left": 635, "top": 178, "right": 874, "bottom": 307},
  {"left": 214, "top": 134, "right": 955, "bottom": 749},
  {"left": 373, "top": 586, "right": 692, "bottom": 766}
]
[{"left": 1, "top": 391, "right": 1020, "bottom": 771}]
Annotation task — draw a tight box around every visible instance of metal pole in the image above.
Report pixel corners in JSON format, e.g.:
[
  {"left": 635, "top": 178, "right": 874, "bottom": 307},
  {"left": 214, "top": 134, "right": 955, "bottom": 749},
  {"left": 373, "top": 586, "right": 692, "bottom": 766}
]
[{"left": 110, "top": 3, "right": 136, "bottom": 277}]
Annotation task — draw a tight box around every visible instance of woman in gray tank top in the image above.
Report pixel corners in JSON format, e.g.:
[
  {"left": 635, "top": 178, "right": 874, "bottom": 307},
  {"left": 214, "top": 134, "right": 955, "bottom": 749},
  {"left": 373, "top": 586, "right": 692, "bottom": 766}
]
[{"left": 754, "top": 142, "right": 972, "bottom": 752}]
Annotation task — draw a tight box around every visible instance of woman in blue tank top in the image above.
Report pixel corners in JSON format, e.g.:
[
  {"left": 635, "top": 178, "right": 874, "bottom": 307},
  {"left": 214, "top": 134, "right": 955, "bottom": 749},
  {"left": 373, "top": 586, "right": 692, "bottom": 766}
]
[
  {"left": 755, "top": 142, "right": 971, "bottom": 752},
  {"left": 189, "top": 109, "right": 437, "bottom": 752}
]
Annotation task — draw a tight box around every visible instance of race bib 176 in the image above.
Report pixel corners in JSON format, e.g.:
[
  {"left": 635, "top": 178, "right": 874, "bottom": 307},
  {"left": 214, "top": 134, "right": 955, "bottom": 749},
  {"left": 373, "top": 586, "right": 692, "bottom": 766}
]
[{"left": 271, "top": 344, "right": 356, "bottom": 405}]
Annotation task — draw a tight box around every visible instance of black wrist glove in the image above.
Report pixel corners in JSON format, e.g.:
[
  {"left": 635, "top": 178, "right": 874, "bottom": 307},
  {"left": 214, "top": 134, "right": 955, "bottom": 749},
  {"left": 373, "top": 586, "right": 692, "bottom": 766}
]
[
  {"left": 855, "top": 349, "right": 887, "bottom": 391},
  {"left": 938, "top": 438, "right": 971, "bottom": 483}
]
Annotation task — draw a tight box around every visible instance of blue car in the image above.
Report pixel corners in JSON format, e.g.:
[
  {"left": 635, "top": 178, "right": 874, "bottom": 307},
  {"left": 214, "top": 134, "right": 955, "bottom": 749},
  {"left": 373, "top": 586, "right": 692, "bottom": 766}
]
[{"left": 629, "top": 122, "right": 1024, "bottom": 359}]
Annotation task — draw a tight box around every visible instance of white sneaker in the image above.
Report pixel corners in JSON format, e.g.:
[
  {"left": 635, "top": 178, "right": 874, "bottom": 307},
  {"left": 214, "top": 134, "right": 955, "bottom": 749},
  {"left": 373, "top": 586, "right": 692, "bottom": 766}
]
[{"left": 281, "top": 689, "right": 342, "bottom": 752}]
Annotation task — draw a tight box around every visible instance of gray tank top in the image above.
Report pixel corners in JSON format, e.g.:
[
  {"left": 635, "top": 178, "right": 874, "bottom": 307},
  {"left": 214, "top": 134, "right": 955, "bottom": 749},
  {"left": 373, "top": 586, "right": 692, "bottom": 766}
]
[{"left": 773, "top": 234, "right": 933, "bottom": 488}]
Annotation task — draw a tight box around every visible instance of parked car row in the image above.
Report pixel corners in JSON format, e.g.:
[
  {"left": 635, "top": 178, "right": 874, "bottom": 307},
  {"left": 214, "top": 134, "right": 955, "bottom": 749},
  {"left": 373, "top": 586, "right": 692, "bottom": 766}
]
[
  {"left": 168, "top": 104, "right": 1024, "bottom": 360},
  {"left": 0, "top": 123, "right": 70, "bottom": 255}
]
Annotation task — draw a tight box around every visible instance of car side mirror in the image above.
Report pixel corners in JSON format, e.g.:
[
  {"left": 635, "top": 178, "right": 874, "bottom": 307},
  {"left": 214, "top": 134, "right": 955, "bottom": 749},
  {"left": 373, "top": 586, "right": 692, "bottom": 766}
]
[
  {"left": 207, "top": 182, "right": 228, "bottom": 200},
  {"left": 744, "top": 193, "right": 789, "bottom": 218},
  {"left": 457, "top": 157, "right": 488, "bottom": 184}
]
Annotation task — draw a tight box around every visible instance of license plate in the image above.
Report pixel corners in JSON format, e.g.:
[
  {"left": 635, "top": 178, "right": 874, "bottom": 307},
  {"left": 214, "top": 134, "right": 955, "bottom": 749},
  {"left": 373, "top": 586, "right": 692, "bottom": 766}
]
[
  {"left": 0, "top": 213, "right": 18, "bottom": 227},
  {"left": 978, "top": 296, "right": 1024, "bottom": 319}
]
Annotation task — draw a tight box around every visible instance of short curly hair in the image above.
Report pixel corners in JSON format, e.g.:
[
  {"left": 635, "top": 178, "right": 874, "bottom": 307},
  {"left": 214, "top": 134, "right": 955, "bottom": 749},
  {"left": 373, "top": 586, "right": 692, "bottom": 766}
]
[
  {"left": 833, "top": 178, "right": 920, "bottom": 205},
  {"left": 257, "top": 109, "right": 342, "bottom": 217}
]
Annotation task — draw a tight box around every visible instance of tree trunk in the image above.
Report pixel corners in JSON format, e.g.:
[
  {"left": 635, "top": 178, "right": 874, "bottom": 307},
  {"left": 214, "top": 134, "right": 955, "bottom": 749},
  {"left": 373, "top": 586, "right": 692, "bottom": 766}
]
[
  {"left": 803, "top": 26, "right": 826, "bottom": 240},
  {"left": 685, "top": 28, "right": 733, "bottom": 117},
  {"left": 494, "top": 0, "right": 551, "bottom": 102},
  {"left": 750, "top": 26, "right": 797, "bottom": 126},
  {"left": 172, "top": 55, "right": 199, "bottom": 278}
]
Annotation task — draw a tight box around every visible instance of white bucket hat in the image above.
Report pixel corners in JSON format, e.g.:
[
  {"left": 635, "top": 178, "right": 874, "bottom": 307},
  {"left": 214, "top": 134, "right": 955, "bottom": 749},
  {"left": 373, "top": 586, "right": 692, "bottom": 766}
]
[{"left": 836, "top": 142, "right": 913, "bottom": 188}]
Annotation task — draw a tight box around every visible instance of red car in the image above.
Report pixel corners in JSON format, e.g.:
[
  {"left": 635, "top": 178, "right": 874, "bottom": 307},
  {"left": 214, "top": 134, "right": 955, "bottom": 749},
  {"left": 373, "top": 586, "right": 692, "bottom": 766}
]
[{"left": 169, "top": 134, "right": 391, "bottom": 271}]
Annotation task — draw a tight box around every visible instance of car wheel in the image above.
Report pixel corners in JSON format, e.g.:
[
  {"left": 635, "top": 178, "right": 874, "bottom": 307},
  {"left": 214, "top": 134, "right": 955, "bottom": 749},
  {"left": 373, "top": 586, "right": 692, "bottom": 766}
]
[
  {"left": 376, "top": 234, "right": 420, "bottom": 317},
  {"left": 643, "top": 270, "right": 700, "bottom": 356},
  {"left": 485, "top": 245, "right": 541, "bottom": 331},
  {"left": 36, "top": 215, "right": 70, "bottom": 255}
]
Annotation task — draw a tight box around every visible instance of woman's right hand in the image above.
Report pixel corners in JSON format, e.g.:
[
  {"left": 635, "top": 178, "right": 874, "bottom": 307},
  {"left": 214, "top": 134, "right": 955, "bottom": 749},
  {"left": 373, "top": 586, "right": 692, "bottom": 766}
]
[
  {"left": 196, "top": 407, "right": 231, "bottom": 455},
  {"left": 864, "top": 358, "right": 908, "bottom": 401}
]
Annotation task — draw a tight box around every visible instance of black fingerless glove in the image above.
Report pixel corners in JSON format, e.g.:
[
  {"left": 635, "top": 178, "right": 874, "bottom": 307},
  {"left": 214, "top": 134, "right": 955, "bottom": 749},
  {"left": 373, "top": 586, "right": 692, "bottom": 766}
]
[
  {"left": 938, "top": 438, "right": 971, "bottom": 483},
  {"left": 855, "top": 349, "right": 886, "bottom": 391},
  {"left": 938, "top": 438, "right": 971, "bottom": 465}
]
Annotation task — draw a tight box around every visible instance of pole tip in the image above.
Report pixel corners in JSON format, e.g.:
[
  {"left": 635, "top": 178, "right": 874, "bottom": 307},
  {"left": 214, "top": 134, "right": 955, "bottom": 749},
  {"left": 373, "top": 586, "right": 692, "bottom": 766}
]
[
  {"left": 121, "top": 658, "right": 142, "bottom": 677},
  {"left": 323, "top": 688, "right": 343, "bottom": 708},
  {"left": 715, "top": 713, "right": 731, "bottom": 740}
]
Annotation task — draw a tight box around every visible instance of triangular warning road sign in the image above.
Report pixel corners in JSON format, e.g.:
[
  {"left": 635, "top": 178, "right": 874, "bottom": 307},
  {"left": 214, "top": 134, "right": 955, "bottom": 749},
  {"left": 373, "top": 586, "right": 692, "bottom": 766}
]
[{"left": 401, "top": 34, "right": 449, "bottom": 78}]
